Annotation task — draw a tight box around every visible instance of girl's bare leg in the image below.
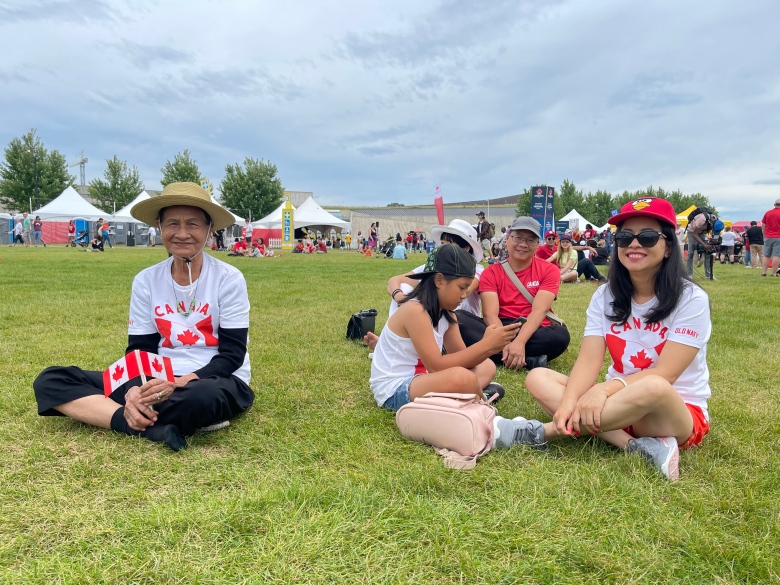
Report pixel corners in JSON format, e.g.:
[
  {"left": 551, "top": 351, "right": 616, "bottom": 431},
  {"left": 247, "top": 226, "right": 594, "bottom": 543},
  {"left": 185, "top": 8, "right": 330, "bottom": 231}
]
[{"left": 409, "top": 367, "right": 482, "bottom": 401}]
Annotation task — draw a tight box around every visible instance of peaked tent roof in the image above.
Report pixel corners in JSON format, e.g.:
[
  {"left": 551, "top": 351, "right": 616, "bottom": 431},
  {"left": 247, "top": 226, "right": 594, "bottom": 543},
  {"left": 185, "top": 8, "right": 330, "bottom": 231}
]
[
  {"left": 112, "top": 191, "right": 152, "bottom": 223},
  {"left": 252, "top": 200, "right": 296, "bottom": 229},
  {"left": 558, "top": 209, "right": 596, "bottom": 231},
  {"left": 294, "top": 196, "right": 350, "bottom": 233},
  {"left": 33, "top": 186, "right": 107, "bottom": 221},
  {"left": 211, "top": 196, "right": 244, "bottom": 225}
]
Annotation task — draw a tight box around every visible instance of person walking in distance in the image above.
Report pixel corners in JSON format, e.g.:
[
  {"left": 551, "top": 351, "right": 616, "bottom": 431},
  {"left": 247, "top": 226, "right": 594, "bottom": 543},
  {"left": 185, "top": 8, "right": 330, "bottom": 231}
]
[{"left": 760, "top": 198, "right": 780, "bottom": 277}]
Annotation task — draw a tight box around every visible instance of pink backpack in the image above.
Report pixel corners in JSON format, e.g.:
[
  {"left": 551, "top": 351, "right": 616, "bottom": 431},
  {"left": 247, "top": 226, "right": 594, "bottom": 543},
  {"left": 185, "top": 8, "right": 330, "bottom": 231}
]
[{"left": 395, "top": 392, "right": 496, "bottom": 470}]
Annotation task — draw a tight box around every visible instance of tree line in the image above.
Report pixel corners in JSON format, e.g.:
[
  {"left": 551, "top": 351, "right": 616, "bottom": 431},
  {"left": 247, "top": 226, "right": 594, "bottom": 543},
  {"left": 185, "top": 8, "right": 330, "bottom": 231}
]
[
  {"left": 515, "top": 179, "right": 713, "bottom": 226},
  {"left": 0, "top": 129, "right": 285, "bottom": 221}
]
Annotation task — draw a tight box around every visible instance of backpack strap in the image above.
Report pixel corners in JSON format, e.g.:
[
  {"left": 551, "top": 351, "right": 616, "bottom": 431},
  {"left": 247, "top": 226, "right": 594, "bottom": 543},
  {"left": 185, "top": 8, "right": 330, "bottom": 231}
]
[
  {"left": 434, "top": 448, "right": 478, "bottom": 470},
  {"left": 500, "top": 261, "right": 566, "bottom": 328}
]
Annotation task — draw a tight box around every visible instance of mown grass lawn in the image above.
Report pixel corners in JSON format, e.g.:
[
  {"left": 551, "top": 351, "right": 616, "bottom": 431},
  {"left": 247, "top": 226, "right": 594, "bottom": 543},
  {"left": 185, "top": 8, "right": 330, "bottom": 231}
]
[{"left": 0, "top": 246, "right": 778, "bottom": 584}]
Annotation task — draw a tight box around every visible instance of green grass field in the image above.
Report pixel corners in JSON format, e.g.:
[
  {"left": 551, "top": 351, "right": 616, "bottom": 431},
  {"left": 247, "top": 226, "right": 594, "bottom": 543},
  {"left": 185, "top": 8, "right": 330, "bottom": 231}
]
[{"left": 1, "top": 246, "right": 778, "bottom": 584}]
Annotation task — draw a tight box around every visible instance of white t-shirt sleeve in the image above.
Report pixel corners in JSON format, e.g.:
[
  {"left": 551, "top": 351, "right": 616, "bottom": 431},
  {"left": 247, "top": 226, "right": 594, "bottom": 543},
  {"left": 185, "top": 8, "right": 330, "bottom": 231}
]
[
  {"left": 216, "top": 270, "right": 250, "bottom": 329},
  {"left": 583, "top": 286, "right": 607, "bottom": 337},
  {"left": 128, "top": 273, "right": 157, "bottom": 335},
  {"left": 666, "top": 286, "right": 711, "bottom": 349}
]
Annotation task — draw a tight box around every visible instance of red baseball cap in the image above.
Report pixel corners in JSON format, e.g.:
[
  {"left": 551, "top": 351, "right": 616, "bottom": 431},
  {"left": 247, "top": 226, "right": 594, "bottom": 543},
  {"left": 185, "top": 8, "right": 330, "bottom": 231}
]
[
  {"left": 544, "top": 231, "right": 557, "bottom": 238},
  {"left": 608, "top": 197, "right": 677, "bottom": 227}
]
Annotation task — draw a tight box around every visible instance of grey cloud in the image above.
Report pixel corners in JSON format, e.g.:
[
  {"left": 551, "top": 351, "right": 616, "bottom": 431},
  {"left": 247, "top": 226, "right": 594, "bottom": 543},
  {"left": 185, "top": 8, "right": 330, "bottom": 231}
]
[
  {"left": 753, "top": 178, "right": 780, "bottom": 185},
  {"left": 114, "top": 40, "right": 193, "bottom": 71},
  {"left": 0, "top": 71, "right": 32, "bottom": 84},
  {"left": 609, "top": 72, "right": 702, "bottom": 112},
  {"left": 335, "top": 0, "right": 556, "bottom": 69},
  {"left": 0, "top": 0, "right": 115, "bottom": 23}
]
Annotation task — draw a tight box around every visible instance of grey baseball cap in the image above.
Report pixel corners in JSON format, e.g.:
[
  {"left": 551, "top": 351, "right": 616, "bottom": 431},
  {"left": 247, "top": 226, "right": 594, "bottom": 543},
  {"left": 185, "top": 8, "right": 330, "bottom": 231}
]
[{"left": 509, "top": 217, "right": 541, "bottom": 235}]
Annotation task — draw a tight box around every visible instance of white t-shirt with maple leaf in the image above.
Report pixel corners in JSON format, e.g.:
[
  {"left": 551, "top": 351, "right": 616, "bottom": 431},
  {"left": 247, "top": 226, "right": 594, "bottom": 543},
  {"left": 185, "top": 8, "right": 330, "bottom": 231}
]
[
  {"left": 128, "top": 253, "right": 251, "bottom": 383},
  {"left": 584, "top": 283, "right": 711, "bottom": 419}
]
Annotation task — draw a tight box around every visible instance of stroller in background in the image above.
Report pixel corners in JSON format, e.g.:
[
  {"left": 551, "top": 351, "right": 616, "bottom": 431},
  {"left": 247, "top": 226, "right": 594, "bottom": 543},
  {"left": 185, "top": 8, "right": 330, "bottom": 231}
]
[
  {"left": 72, "top": 230, "right": 89, "bottom": 247},
  {"left": 377, "top": 236, "right": 396, "bottom": 258}
]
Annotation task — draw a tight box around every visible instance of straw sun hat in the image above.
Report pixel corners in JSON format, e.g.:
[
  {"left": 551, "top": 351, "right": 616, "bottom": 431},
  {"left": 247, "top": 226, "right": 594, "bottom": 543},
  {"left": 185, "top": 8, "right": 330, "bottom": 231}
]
[{"left": 131, "top": 182, "right": 236, "bottom": 230}]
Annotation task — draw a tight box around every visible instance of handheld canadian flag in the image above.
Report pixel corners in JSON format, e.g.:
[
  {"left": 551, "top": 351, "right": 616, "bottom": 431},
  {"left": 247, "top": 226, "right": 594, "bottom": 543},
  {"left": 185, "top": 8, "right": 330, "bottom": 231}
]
[{"left": 102, "top": 350, "right": 174, "bottom": 397}]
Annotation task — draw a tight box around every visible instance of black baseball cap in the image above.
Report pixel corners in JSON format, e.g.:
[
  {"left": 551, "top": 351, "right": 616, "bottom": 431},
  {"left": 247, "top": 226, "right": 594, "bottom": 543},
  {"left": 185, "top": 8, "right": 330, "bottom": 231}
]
[{"left": 408, "top": 244, "right": 477, "bottom": 280}]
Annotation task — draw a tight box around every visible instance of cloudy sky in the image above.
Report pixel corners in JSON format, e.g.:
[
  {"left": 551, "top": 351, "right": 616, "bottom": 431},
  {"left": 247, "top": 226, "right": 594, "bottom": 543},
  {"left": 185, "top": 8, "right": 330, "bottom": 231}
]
[{"left": 1, "top": 0, "right": 779, "bottom": 220}]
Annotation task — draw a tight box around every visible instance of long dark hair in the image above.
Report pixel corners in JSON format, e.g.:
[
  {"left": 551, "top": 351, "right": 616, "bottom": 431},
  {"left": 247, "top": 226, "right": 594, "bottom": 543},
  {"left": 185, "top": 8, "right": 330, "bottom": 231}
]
[
  {"left": 607, "top": 222, "right": 694, "bottom": 325},
  {"left": 399, "top": 273, "right": 458, "bottom": 325}
]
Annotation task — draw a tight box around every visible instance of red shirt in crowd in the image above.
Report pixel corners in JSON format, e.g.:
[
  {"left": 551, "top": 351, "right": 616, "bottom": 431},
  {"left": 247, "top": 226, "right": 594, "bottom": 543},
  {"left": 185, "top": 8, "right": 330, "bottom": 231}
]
[
  {"left": 762, "top": 207, "right": 780, "bottom": 239},
  {"left": 479, "top": 256, "right": 561, "bottom": 326},
  {"left": 535, "top": 244, "right": 557, "bottom": 260}
]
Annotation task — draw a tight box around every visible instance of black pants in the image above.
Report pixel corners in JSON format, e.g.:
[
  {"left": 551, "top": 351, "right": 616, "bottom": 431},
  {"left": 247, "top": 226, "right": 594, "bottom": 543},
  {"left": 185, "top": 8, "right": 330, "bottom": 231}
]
[
  {"left": 577, "top": 258, "right": 602, "bottom": 280},
  {"left": 33, "top": 366, "right": 254, "bottom": 437},
  {"left": 454, "top": 310, "right": 570, "bottom": 365}
]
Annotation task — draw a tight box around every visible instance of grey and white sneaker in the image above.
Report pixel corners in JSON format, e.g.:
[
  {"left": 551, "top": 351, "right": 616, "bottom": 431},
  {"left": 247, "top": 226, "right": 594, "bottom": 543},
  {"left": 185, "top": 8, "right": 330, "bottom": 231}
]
[
  {"left": 627, "top": 436, "right": 679, "bottom": 481},
  {"left": 494, "top": 416, "right": 547, "bottom": 451},
  {"left": 198, "top": 420, "right": 230, "bottom": 432}
]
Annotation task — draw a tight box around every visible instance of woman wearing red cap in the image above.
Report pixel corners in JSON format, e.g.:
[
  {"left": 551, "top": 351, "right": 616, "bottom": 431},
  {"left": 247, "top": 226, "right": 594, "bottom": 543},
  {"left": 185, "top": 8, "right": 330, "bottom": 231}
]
[{"left": 495, "top": 197, "right": 712, "bottom": 481}]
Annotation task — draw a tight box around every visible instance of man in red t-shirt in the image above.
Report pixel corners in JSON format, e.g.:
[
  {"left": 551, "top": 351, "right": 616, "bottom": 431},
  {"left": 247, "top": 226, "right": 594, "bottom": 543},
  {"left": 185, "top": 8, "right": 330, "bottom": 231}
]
[
  {"left": 761, "top": 198, "right": 780, "bottom": 277},
  {"left": 536, "top": 231, "right": 558, "bottom": 260},
  {"left": 457, "top": 217, "right": 570, "bottom": 370}
]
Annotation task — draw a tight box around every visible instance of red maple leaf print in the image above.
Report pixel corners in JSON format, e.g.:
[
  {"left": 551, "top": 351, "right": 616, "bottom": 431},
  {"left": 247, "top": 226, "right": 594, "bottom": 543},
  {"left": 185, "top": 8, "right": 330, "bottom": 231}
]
[
  {"left": 177, "top": 329, "right": 200, "bottom": 346},
  {"left": 629, "top": 349, "right": 653, "bottom": 370},
  {"left": 112, "top": 364, "right": 125, "bottom": 382},
  {"left": 151, "top": 358, "right": 163, "bottom": 373}
]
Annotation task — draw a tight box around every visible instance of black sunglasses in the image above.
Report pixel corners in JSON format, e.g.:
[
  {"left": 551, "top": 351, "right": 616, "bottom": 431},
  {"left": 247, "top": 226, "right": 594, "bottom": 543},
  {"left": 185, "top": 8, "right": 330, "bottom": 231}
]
[{"left": 614, "top": 231, "right": 665, "bottom": 248}]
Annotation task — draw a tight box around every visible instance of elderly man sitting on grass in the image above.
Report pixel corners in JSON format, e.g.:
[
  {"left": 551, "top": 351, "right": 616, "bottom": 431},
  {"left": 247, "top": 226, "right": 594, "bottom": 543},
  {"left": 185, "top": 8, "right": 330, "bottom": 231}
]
[{"left": 33, "top": 182, "right": 255, "bottom": 451}]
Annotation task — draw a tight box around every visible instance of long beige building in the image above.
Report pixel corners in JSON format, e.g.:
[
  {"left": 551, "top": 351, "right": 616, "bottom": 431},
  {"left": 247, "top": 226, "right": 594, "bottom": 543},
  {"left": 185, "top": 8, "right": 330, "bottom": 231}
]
[{"left": 346, "top": 206, "right": 518, "bottom": 241}]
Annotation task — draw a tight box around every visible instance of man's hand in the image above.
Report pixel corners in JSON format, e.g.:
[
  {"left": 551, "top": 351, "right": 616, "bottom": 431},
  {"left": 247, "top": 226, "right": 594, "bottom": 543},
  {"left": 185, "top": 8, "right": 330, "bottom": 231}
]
[
  {"left": 502, "top": 339, "right": 526, "bottom": 370},
  {"left": 124, "top": 385, "right": 158, "bottom": 431}
]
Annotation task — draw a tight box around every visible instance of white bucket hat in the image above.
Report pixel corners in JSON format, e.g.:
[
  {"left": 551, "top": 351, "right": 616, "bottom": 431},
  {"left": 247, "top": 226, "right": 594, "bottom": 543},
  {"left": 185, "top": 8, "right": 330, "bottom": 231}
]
[{"left": 429, "top": 219, "right": 483, "bottom": 261}]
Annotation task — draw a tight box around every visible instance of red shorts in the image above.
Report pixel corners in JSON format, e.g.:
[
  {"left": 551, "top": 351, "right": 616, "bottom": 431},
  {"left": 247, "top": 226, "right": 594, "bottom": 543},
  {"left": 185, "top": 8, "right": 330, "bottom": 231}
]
[{"left": 623, "top": 403, "right": 709, "bottom": 450}]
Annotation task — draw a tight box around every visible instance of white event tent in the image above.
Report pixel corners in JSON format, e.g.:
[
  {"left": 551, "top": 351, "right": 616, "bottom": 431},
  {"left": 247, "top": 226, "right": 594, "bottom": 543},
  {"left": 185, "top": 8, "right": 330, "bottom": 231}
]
[
  {"left": 112, "top": 190, "right": 152, "bottom": 223},
  {"left": 252, "top": 200, "right": 296, "bottom": 229},
  {"left": 558, "top": 209, "right": 597, "bottom": 231},
  {"left": 293, "top": 196, "right": 350, "bottom": 233},
  {"left": 211, "top": 195, "right": 244, "bottom": 225},
  {"left": 33, "top": 186, "right": 106, "bottom": 221}
]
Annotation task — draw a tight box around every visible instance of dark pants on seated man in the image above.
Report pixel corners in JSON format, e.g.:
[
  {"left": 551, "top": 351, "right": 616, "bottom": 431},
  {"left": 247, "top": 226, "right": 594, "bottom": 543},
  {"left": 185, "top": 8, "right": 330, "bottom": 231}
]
[
  {"left": 34, "top": 366, "right": 254, "bottom": 438},
  {"left": 455, "top": 310, "right": 571, "bottom": 366}
]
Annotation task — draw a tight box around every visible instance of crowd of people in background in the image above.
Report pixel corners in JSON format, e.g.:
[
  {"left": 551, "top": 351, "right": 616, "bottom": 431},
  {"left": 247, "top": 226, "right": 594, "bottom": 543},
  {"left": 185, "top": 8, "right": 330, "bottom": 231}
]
[{"left": 7, "top": 198, "right": 779, "bottom": 280}]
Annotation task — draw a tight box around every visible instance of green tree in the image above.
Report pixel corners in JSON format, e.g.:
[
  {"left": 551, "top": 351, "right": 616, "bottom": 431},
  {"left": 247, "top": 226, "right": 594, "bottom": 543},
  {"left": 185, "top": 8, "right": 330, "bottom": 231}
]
[
  {"left": 555, "top": 179, "right": 585, "bottom": 220},
  {"left": 588, "top": 189, "right": 617, "bottom": 226},
  {"left": 514, "top": 188, "right": 532, "bottom": 217},
  {"left": 88, "top": 155, "right": 145, "bottom": 213},
  {"left": 0, "top": 129, "right": 76, "bottom": 212},
  {"left": 219, "top": 157, "right": 284, "bottom": 221},
  {"left": 160, "top": 149, "right": 201, "bottom": 187}
]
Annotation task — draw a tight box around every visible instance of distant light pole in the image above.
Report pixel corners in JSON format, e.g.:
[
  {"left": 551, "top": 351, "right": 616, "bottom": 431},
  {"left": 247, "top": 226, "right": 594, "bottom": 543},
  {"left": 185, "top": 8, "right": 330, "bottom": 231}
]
[{"left": 29, "top": 148, "right": 40, "bottom": 210}]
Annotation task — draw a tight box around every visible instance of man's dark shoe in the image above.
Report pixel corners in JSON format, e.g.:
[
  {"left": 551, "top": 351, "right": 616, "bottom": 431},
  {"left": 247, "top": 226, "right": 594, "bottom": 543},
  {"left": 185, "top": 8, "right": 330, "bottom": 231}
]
[{"left": 524, "top": 355, "right": 548, "bottom": 370}]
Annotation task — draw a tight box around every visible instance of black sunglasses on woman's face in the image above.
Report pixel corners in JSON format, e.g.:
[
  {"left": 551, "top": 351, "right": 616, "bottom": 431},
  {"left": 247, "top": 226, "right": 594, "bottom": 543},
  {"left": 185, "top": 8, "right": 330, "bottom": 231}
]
[{"left": 614, "top": 231, "right": 665, "bottom": 248}]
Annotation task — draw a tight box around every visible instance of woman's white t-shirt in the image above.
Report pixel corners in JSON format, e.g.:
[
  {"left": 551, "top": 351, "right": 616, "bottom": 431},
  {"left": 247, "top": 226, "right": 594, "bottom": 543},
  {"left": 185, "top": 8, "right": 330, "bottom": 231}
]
[
  {"left": 128, "top": 253, "right": 251, "bottom": 383},
  {"left": 369, "top": 304, "right": 450, "bottom": 406},
  {"left": 721, "top": 231, "right": 736, "bottom": 246},
  {"left": 584, "top": 283, "right": 711, "bottom": 419}
]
